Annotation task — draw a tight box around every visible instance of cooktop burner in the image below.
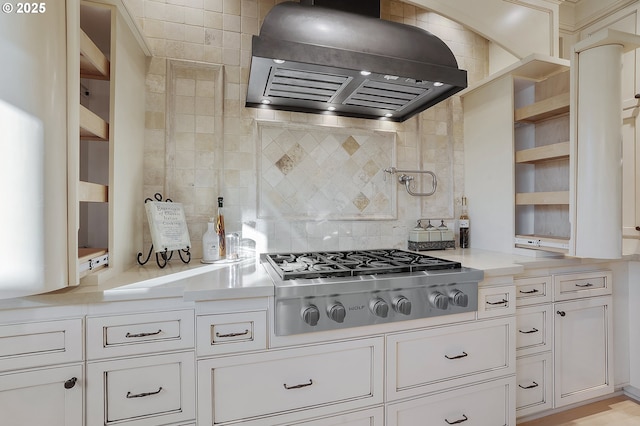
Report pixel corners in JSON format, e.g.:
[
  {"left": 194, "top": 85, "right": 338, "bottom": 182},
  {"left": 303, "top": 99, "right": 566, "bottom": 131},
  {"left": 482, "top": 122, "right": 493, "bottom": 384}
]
[{"left": 264, "top": 249, "right": 462, "bottom": 280}]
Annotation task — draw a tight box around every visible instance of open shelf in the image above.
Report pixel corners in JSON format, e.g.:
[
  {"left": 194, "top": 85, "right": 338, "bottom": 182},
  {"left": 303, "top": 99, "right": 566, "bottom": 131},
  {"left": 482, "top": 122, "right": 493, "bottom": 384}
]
[
  {"left": 515, "top": 141, "right": 570, "bottom": 164},
  {"left": 516, "top": 191, "right": 570, "bottom": 205},
  {"left": 80, "top": 104, "right": 108, "bottom": 140},
  {"left": 78, "top": 180, "right": 108, "bottom": 203},
  {"left": 80, "top": 29, "right": 110, "bottom": 79},
  {"left": 515, "top": 92, "right": 570, "bottom": 123}
]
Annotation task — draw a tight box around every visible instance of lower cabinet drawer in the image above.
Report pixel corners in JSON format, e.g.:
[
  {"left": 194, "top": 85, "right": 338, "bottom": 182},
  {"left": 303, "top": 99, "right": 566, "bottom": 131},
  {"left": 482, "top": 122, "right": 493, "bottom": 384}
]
[
  {"left": 553, "top": 270, "right": 612, "bottom": 301},
  {"left": 516, "top": 305, "right": 552, "bottom": 356},
  {"left": 197, "top": 337, "right": 384, "bottom": 426},
  {"left": 196, "top": 311, "right": 266, "bottom": 356},
  {"left": 387, "top": 317, "right": 515, "bottom": 400},
  {"left": 0, "top": 318, "right": 83, "bottom": 371},
  {"left": 285, "top": 407, "right": 384, "bottom": 426},
  {"left": 516, "top": 352, "right": 553, "bottom": 418},
  {"left": 86, "top": 310, "right": 194, "bottom": 359},
  {"left": 86, "top": 351, "right": 195, "bottom": 426},
  {"left": 515, "top": 276, "right": 552, "bottom": 307},
  {"left": 387, "top": 376, "right": 516, "bottom": 426},
  {"left": 477, "top": 285, "right": 516, "bottom": 318}
]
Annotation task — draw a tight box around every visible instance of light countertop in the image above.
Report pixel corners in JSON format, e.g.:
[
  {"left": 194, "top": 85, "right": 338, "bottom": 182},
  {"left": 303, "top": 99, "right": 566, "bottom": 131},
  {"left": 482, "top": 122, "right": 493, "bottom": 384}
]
[{"left": 3, "top": 248, "right": 636, "bottom": 308}]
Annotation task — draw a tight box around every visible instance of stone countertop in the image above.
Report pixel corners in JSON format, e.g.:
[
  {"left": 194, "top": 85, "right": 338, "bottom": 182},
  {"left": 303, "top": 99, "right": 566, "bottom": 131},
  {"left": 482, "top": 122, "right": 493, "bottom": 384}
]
[{"left": 2, "top": 248, "right": 636, "bottom": 309}]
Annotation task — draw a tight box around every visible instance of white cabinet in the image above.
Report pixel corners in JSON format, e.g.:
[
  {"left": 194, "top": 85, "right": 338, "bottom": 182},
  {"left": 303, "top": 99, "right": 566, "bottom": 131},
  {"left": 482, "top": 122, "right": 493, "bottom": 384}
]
[
  {"left": 386, "top": 317, "right": 515, "bottom": 401},
  {"left": 87, "top": 351, "right": 196, "bottom": 426},
  {"left": 68, "top": 0, "right": 147, "bottom": 285},
  {"left": 554, "top": 295, "right": 613, "bottom": 407},
  {"left": 462, "top": 55, "right": 572, "bottom": 255},
  {"left": 0, "top": 309, "right": 84, "bottom": 426},
  {"left": 0, "top": 364, "right": 83, "bottom": 426},
  {"left": 386, "top": 376, "right": 516, "bottom": 426},
  {"left": 197, "top": 337, "right": 384, "bottom": 426}
]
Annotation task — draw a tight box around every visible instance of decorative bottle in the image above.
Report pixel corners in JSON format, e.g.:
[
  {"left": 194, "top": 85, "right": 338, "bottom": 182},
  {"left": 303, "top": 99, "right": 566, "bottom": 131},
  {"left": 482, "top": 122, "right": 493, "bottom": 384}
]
[
  {"left": 216, "top": 197, "right": 226, "bottom": 258},
  {"left": 202, "top": 218, "right": 219, "bottom": 263},
  {"left": 459, "top": 196, "right": 470, "bottom": 248}
]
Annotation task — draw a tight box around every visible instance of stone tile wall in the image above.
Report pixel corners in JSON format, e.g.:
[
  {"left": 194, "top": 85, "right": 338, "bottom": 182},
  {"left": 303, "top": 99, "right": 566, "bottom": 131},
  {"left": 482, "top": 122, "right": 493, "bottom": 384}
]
[{"left": 127, "top": 0, "right": 489, "bottom": 255}]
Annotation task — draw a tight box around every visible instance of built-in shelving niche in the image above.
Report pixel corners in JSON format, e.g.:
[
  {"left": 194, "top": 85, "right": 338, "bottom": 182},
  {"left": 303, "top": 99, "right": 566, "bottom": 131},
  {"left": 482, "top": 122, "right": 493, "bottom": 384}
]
[
  {"left": 78, "top": 2, "right": 111, "bottom": 278},
  {"left": 513, "top": 69, "right": 571, "bottom": 254}
]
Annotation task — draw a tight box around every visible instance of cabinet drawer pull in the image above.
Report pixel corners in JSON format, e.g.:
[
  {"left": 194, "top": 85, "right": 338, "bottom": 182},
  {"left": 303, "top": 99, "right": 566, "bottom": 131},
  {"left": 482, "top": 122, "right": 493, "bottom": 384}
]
[
  {"left": 215, "top": 329, "right": 249, "bottom": 338},
  {"left": 126, "top": 387, "right": 163, "bottom": 398},
  {"left": 283, "top": 379, "right": 313, "bottom": 390},
  {"left": 486, "top": 299, "right": 508, "bottom": 306},
  {"left": 519, "top": 288, "right": 539, "bottom": 294},
  {"left": 519, "top": 327, "right": 539, "bottom": 334},
  {"left": 519, "top": 381, "right": 539, "bottom": 389},
  {"left": 125, "top": 329, "right": 162, "bottom": 338},
  {"left": 575, "top": 282, "right": 594, "bottom": 288},
  {"left": 64, "top": 377, "right": 77, "bottom": 389},
  {"left": 444, "top": 351, "right": 468, "bottom": 360},
  {"left": 445, "top": 414, "right": 468, "bottom": 424}
]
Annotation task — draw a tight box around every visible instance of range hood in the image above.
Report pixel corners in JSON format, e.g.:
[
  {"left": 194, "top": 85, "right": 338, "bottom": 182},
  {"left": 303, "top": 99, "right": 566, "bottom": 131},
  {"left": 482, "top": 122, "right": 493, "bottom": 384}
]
[{"left": 246, "top": 1, "right": 467, "bottom": 122}]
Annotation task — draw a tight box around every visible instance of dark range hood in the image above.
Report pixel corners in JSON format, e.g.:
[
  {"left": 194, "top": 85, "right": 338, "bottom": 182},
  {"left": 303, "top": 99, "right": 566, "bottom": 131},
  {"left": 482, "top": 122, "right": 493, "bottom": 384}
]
[{"left": 246, "top": 1, "right": 467, "bottom": 122}]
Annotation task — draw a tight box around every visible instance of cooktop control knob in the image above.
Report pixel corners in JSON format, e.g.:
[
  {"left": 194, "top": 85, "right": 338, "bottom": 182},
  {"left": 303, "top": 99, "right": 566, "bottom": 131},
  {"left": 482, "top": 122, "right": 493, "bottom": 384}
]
[
  {"left": 370, "top": 298, "right": 389, "bottom": 318},
  {"left": 392, "top": 296, "right": 412, "bottom": 315},
  {"left": 301, "top": 305, "right": 320, "bottom": 326},
  {"left": 429, "top": 291, "right": 449, "bottom": 310},
  {"left": 449, "top": 289, "right": 469, "bottom": 307},
  {"left": 327, "top": 302, "right": 346, "bottom": 323}
]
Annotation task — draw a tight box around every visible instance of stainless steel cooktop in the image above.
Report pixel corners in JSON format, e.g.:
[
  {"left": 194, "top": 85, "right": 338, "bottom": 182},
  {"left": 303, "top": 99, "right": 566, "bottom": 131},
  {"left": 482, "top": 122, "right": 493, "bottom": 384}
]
[{"left": 261, "top": 249, "right": 483, "bottom": 336}]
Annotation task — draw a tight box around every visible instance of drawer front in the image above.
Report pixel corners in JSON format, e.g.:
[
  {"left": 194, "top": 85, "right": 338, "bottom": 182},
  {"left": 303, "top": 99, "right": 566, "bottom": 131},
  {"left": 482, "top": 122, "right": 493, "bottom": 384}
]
[
  {"left": 0, "top": 318, "right": 83, "bottom": 372},
  {"left": 86, "top": 310, "right": 194, "bottom": 359},
  {"left": 516, "top": 352, "right": 553, "bottom": 418},
  {"left": 87, "top": 352, "right": 195, "bottom": 426},
  {"left": 516, "top": 305, "right": 552, "bottom": 356},
  {"left": 477, "top": 285, "right": 516, "bottom": 318},
  {"left": 387, "top": 376, "right": 515, "bottom": 426},
  {"left": 553, "top": 270, "right": 612, "bottom": 301},
  {"left": 198, "top": 338, "right": 384, "bottom": 426},
  {"left": 515, "top": 276, "right": 552, "bottom": 306},
  {"left": 196, "top": 311, "right": 266, "bottom": 357},
  {"left": 387, "top": 317, "right": 515, "bottom": 400},
  {"left": 286, "top": 407, "right": 384, "bottom": 426}
]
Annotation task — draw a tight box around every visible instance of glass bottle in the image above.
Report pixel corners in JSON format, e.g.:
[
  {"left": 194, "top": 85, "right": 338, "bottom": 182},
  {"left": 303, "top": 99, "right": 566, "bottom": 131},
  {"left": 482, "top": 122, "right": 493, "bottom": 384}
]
[
  {"left": 459, "top": 197, "right": 470, "bottom": 248},
  {"left": 216, "top": 197, "right": 226, "bottom": 258}
]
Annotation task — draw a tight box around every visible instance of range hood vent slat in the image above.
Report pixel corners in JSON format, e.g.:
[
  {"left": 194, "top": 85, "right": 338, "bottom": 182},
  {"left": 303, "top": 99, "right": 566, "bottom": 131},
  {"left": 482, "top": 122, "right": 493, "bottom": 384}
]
[{"left": 246, "top": 1, "right": 467, "bottom": 121}]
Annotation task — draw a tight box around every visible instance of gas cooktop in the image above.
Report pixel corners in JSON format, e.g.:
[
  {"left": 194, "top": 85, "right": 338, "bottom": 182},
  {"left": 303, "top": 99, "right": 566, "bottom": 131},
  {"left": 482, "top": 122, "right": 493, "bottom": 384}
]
[
  {"left": 263, "top": 249, "right": 462, "bottom": 280},
  {"left": 261, "top": 249, "right": 483, "bottom": 336}
]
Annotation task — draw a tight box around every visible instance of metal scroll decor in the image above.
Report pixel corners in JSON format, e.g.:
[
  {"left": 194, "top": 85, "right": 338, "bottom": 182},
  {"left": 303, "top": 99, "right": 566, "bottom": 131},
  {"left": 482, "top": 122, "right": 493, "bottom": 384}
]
[{"left": 137, "top": 193, "right": 191, "bottom": 268}]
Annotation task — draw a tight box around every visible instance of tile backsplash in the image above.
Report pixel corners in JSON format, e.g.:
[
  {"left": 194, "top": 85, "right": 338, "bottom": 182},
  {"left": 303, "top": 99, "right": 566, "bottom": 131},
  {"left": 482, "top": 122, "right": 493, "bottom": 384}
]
[
  {"left": 258, "top": 122, "right": 397, "bottom": 220},
  {"left": 130, "top": 0, "right": 489, "bottom": 255}
]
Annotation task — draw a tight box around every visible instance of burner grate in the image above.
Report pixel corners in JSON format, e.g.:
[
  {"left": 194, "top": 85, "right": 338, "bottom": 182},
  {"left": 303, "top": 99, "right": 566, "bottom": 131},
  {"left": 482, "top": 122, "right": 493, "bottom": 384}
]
[{"left": 264, "top": 249, "right": 461, "bottom": 280}]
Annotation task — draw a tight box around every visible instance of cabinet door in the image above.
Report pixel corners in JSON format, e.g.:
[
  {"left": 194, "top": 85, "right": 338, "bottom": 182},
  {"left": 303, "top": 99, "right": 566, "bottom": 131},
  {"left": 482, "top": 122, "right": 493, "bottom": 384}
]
[
  {"left": 0, "top": 364, "right": 83, "bottom": 426},
  {"left": 554, "top": 296, "right": 613, "bottom": 407},
  {"left": 622, "top": 105, "right": 640, "bottom": 239}
]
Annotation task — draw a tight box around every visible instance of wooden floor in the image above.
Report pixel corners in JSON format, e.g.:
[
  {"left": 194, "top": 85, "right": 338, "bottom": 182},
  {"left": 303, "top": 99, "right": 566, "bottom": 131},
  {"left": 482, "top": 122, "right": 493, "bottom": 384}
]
[{"left": 518, "top": 395, "right": 640, "bottom": 425}]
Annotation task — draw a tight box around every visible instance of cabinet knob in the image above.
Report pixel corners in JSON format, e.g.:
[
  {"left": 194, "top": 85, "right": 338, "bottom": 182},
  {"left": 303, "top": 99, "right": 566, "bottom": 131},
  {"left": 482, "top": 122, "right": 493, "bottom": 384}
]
[
  {"left": 636, "top": 226, "right": 640, "bottom": 231},
  {"left": 64, "top": 377, "right": 77, "bottom": 389},
  {"left": 557, "top": 310, "right": 566, "bottom": 317}
]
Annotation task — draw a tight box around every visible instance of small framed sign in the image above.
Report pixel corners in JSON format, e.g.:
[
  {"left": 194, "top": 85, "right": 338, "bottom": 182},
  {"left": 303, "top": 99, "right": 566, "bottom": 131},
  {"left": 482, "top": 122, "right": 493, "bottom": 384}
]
[{"left": 144, "top": 201, "right": 191, "bottom": 252}]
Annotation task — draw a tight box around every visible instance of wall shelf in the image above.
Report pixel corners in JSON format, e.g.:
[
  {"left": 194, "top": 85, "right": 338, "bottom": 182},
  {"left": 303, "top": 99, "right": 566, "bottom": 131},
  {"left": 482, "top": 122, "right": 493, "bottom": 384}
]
[
  {"left": 79, "top": 104, "right": 108, "bottom": 140},
  {"left": 78, "top": 181, "right": 108, "bottom": 203},
  {"left": 515, "top": 141, "right": 570, "bottom": 164},
  {"left": 80, "top": 29, "right": 109, "bottom": 80},
  {"left": 514, "top": 92, "right": 570, "bottom": 123},
  {"left": 516, "top": 191, "right": 569, "bottom": 205}
]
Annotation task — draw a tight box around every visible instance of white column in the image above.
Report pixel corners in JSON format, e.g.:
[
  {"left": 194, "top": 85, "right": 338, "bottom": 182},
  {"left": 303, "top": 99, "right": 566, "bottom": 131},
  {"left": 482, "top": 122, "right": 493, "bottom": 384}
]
[{"left": 571, "top": 29, "right": 640, "bottom": 259}]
